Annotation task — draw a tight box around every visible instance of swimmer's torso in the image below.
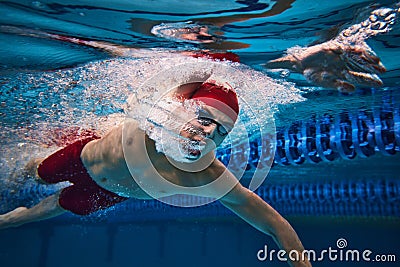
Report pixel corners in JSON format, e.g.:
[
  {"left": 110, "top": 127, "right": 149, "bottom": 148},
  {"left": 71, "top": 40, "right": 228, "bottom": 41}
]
[{"left": 80, "top": 119, "right": 226, "bottom": 200}]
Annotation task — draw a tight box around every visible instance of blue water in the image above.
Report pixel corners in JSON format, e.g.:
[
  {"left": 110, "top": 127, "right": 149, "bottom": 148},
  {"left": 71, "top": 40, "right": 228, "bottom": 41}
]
[{"left": 0, "top": 1, "right": 399, "bottom": 267}]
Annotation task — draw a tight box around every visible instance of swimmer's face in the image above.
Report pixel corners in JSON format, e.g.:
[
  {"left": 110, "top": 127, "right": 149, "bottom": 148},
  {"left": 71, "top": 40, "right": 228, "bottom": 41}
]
[{"left": 179, "top": 117, "right": 228, "bottom": 160}]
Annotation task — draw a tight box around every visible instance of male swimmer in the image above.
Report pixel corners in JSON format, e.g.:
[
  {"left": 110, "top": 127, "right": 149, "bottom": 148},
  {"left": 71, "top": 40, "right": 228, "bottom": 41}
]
[{"left": 1, "top": 72, "right": 311, "bottom": 267}]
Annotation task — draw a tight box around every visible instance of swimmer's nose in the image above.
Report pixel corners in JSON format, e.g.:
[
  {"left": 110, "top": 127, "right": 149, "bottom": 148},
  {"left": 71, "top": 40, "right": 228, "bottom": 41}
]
[
  {"left": 191, "top": 135, "right": 205, "bottom": 142},
  {"left": 202, "top": 124, "right": 217, "bottom": 138}
]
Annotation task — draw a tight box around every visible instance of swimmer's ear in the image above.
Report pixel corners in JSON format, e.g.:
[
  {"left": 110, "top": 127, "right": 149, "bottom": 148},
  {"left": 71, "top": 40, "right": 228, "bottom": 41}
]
[{"left": 173, "top": 82, "right": 203, "bottom": 100}]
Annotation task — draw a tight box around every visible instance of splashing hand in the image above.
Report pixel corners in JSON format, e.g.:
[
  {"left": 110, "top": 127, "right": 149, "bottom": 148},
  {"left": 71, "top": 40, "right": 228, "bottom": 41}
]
[{"left": 265, "top": 40, "right": 386, "bottom": 93}]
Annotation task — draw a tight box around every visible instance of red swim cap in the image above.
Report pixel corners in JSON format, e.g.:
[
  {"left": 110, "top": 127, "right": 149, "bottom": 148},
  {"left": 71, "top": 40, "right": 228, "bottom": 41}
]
[{"left": 190, "top": 82, "right": 239, "bottom": 130}]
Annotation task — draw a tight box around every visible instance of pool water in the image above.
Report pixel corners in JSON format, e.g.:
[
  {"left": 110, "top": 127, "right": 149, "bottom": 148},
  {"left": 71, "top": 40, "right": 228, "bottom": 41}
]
[{"left": 0, "top": 1, "right": 399, "bottom": 267}]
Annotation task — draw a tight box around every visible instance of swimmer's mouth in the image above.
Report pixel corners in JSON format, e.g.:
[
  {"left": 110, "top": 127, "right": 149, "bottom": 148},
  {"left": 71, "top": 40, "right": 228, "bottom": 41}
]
[
  {"left": 186, "top": 148, "right": 201, "bottom": 160},
  {"left": 181, "top": 140, "right": 206, "bottom": 160}
]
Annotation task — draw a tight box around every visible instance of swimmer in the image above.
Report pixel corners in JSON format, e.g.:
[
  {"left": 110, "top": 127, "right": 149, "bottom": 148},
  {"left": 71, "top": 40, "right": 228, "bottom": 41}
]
[
  {"left": 166, "top": 22, "right": 387, "bottom": 92},
  {"left": 0, "top": 75, "right": 311, "bottom": 267},
  {"left": 149, "top": 3, "right": 394, "bottom": 92},
  {"left": 48, "top": 30, "right": 391, "bottom": 92},
  {"left": 1, "top": 18, "right": 387, "bottom": 93}
]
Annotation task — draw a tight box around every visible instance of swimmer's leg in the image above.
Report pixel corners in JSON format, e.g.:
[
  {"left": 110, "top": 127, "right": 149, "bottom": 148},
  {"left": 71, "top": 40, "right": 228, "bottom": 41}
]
[{"left": 0, "top": 192, "right": 65, "bottom": 229}]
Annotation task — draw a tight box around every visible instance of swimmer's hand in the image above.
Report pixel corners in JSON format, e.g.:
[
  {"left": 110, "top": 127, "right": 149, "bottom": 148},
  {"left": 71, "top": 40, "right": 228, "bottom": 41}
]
[{"left": 264, "top": 40, "right": 386, "bottom": 93}]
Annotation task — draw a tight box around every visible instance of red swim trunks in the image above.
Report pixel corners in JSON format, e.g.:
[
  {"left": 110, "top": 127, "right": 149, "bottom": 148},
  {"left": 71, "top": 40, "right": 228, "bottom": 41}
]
[{"left": 37, "top": 135, "right": 128, "bottom": 215}]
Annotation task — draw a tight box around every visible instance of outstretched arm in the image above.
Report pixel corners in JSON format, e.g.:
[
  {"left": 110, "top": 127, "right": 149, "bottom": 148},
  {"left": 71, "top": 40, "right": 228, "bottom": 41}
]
[
  {"left": 264, "top": 40, "right": 385, "bottom": 92},
  {"left": 264, "top": 5, "right": 400, "bottom": 92},
  {"left": 219, "top": 183, "right": 311, "bottom": 267}
]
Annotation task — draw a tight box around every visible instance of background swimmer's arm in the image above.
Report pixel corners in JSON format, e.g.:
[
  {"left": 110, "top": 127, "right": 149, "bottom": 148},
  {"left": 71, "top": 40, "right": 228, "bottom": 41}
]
[
  {"left": 264, "top": 5, "right": 398, "bottom": 92},
  {"left": 0, "top": 25, "right": 132, "bottom": 57},
  {"left": 219, "top": 183, "right": 311, "bottom": 267},
  {"left": 264, "top": 40, "right": 385, "bottom": 92}
]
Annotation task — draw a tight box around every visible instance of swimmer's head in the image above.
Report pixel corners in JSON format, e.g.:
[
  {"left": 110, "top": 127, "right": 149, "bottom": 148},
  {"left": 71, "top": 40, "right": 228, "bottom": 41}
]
[{"left": 179, "top": 82, "right": 239, "bottom": 160}]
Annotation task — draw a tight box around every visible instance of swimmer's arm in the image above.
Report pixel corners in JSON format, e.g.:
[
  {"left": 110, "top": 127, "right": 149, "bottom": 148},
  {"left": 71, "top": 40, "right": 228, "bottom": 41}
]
[
  {"left": 264, "top": 40, "right": 385, "bottom": 92},
  {"left": 219, "top": 182, "right": 311, "bottom": 267}
]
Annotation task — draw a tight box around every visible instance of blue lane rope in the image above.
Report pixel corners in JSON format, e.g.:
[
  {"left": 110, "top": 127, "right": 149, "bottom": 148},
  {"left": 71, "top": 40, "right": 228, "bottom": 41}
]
[
  {"left": 216, "top": 100, "right": 399, "bottom": 167},
  {"left": 1, "top": 177, "right": 397, "bottom": 219},
  {"left": 99, "top": 178, "right": 400, "bottom": 221}
]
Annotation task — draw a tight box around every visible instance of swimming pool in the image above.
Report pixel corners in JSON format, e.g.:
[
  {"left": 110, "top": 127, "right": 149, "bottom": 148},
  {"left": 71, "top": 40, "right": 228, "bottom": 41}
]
[{"left": 0, "top": 0, "right": 399, "bottom": 266}]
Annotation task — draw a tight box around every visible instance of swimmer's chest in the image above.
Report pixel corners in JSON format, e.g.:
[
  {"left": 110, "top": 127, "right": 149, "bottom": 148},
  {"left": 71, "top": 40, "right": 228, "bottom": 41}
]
[
  {"left": 130, "top": 148, "right": 218, "bottom": 197},
  {"left": 122, "top": 125, "right": 220, "bottom": 197}
]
